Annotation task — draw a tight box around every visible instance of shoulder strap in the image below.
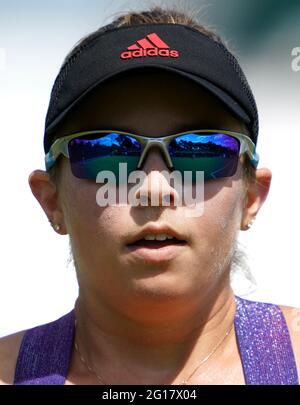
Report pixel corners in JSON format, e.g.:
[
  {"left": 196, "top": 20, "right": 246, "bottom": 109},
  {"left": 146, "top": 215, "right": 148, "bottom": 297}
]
[
  {"left": 14, "top": 310, "right": 75, "bottom": 385},
  {"left": 234, "top": 296, "right": 298, "bottom": 385}
]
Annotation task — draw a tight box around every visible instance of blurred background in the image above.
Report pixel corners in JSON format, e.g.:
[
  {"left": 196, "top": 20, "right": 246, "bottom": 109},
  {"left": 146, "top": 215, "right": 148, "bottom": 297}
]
[{"left": 1, "top": 0, "right": 300, "bottom": 336}]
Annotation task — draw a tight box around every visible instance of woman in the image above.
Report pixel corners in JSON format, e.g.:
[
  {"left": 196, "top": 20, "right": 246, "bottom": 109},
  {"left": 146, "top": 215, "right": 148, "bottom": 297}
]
[{"left": 0, "top": 6, "right": 299, "bottom": 385}]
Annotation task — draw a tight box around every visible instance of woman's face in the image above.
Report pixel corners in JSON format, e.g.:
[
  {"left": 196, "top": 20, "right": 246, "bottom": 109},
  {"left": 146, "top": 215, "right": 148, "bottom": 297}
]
[{"left": 55, "top": 70, "right": 249, "bottom": 319}]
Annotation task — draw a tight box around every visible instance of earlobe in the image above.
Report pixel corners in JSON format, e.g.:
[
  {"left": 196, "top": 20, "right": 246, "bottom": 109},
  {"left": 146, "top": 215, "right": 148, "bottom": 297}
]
[
  {"left": 241, "top": 217, "right": 256, "bottom": 231},
  {"left": 48, "top": 219, "right": 62, "bottom": 233},
  {"left": 28, "top": 170, "right": 66, "bottom": 234},
  {"left": 241, "top": 168, "right": 272, "bottom": 231}
]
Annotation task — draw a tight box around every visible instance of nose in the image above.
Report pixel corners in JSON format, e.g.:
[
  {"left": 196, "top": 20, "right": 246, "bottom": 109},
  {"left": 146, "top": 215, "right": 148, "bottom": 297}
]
[{"left": 134, "top": 147, "right": 180, "bottom": 207}]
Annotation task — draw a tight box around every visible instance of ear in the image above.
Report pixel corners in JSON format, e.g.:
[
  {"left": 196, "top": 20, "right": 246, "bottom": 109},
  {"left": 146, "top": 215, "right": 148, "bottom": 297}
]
[
  {"left": 28, "top": 170, "right": 67, "bottom": 234},
  {"left": 241, "top": 168, "right": 272, "bottom": 230}
]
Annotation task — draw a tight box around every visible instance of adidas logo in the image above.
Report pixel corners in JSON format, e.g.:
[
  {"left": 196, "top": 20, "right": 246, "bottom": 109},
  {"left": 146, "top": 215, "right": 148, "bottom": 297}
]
[{"left": 120, "top": 32, "right": 179, "bottom": 60}]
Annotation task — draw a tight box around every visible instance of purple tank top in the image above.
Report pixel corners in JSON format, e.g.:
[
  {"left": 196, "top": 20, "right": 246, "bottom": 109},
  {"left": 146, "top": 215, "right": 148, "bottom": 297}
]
[{"left": 13, "top": 296, "right": 299, "bottom": 385}]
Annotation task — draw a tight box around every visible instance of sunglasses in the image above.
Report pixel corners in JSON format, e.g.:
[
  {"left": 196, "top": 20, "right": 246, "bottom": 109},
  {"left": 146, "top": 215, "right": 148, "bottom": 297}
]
[{"left": 45, "top": 129, "right": 259, "bottom": 182}]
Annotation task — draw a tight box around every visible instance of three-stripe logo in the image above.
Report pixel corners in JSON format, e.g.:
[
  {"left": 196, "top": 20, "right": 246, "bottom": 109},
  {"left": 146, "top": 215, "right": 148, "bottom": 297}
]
[{"left": 120, "top": 32, "right": 179, "bottom": 59}]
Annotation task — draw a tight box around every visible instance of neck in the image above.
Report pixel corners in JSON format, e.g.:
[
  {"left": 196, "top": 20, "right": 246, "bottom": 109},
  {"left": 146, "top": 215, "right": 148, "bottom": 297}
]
[{"left": 73, "top": 281, "right": 236, "bottom": 384}]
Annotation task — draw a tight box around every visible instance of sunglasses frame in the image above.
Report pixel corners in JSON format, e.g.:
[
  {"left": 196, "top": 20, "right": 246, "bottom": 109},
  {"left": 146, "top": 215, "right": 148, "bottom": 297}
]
[{"left": 45, "top": 129, "right": 259, "bottom": 172}]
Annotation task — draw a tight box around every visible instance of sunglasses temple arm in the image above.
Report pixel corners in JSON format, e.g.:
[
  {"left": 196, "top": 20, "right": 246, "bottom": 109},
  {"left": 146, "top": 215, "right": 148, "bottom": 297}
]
[
  {"left": 45, "top": 151, "right": 55, "bottom": 171},
  {"left": 251, "top": 151, "right": 260, "bottom": 168},
  {"left": 45, "top": 140, "right": 70, "bottom": 171},
  {"left": 240, "top": 139, "right": 259, "bottom": 168}
]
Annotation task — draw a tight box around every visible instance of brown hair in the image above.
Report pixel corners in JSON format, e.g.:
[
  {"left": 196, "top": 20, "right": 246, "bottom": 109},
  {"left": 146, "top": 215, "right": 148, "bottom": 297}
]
[{"left": 49, "top": 4, "right": 256, "bottom": 185}]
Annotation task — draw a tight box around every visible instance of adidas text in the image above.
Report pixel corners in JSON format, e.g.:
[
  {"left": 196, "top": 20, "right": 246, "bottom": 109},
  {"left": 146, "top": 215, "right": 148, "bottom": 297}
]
[{"left": 120, "top": 48, "right": 179, "bottom": 59}]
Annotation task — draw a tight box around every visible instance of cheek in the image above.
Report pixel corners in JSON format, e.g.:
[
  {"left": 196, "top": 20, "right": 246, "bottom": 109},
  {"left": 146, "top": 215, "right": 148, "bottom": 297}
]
[
  {"left": 202, "top": 171, "right": 245, "bottom": 231},
  {"left": 205, "top": 188, "right": 243, "bottom": 232},
  {"left": 60, "top": 177, "right": 135, "bottom": 269},
  {"left": 63, "top": 185, "right": 127, "bottom": 250},
  {"left": 186, "top": 179, "right": 244, "bottom": 275}
]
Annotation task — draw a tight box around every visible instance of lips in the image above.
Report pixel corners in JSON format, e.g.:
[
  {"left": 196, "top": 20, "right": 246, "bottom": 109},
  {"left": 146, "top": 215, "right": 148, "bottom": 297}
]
[
  {"left": 126, "top": 224, "right": 187, "bottom": 247},
  {"left": 128, "top": 238, "right": 186, "bottom": 248},
  {"left": 125, "top": 224, "right": 187, "bottom": 263}
]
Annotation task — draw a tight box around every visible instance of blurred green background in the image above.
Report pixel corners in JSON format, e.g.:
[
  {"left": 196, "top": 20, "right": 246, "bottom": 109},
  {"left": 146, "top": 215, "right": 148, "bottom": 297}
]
[{"left": 190, "top": 0, "right": 300, "bottom": 56}]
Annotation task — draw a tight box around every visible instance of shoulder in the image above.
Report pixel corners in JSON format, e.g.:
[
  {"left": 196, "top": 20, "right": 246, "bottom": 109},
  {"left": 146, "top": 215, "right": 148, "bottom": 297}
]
[
  {"left": 0, "top": 330, "right": 26, "bottom": 385},
  {"left": 279, "top": 305, "right": 300, "bottom": 377},
  {"left": 0, "top": 311, "right": 75, "bottom": 385}
]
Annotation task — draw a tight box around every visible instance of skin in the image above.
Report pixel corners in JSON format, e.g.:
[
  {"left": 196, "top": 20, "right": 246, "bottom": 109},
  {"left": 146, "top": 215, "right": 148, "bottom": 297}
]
[{"left": 1, "top": 69, "right": 299, "bottom": 385}]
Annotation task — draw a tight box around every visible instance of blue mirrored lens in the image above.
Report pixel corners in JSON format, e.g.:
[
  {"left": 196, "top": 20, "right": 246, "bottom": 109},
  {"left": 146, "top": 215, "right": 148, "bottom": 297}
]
[
  {"left": 169, "top": 133, "right": 240, "bottom": 180},
  {"left": 69, "top": 132, "right": 141, "bottom": 158},
  {"left": 68, "top": 133, "right": 141, "bottom": 179},
  {"left": 169, "top": 133, "right": 239, "bottom": 157}
]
